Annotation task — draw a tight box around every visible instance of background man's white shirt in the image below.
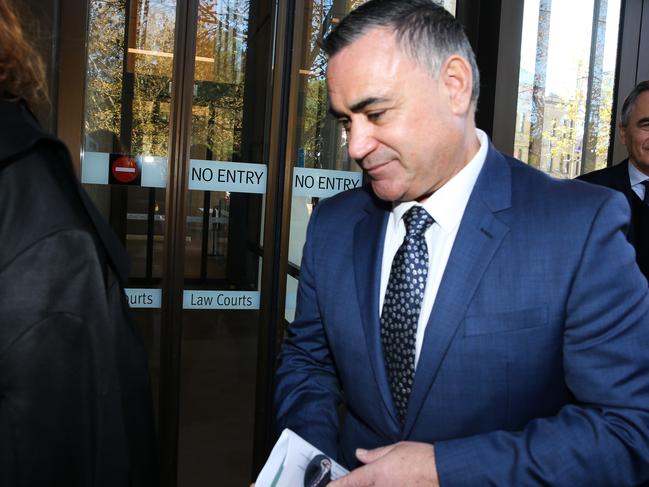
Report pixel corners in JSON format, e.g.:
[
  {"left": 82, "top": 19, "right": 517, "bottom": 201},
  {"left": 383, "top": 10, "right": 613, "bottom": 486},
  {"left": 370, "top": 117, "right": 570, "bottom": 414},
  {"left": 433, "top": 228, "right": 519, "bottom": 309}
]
[{"left": 629, "top": 160, "right": 649, "bottom": 200}]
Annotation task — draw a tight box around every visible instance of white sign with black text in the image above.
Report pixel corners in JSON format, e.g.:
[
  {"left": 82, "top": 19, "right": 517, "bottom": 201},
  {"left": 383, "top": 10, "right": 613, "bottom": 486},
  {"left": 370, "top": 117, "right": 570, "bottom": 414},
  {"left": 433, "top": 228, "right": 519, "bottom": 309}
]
[
  {"left": 292, "top": 167, "right": 362, "bottom": 198},
  {"left": 188, "top": 160, "right": 267, "bottom": 194},
  {"left": 124, "top": 288, "right": 162, "bottom": 308},
  {"left": 183, "top": 290, "right": 260, "bottom": 310}
]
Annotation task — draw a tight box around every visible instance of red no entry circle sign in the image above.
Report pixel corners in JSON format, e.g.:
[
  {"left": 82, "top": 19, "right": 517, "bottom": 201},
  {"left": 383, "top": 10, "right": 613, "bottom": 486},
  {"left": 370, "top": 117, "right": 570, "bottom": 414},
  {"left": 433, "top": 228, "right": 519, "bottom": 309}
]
[{"left": 111, "top": 156, "right": 139, "bottom": 184}]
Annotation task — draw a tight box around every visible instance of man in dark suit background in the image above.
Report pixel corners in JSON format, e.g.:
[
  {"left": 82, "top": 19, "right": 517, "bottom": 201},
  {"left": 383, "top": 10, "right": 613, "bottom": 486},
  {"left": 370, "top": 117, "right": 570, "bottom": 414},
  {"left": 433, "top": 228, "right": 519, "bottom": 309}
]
[
  {"left": 274, "top": 1, "right": 649, "bottom": 485},
  {"left": 579, "top": 81, "right": 649, "bottom": 280}
]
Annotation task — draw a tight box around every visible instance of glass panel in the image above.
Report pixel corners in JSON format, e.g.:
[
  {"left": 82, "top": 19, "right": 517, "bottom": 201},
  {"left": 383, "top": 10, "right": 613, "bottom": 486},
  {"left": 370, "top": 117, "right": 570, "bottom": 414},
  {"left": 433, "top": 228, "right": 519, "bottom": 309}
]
[
  {"left": 81, "top": 0, "right": 179, "bottom": 420},
  {"left": 288, "top": 1, "right": 365, "bottom": 268},
  {"left": 515, "top": 0, "right": 621, "bottom": 177},
  {"left": 178, "top": 1, "right": 272, "bottom": 484}
]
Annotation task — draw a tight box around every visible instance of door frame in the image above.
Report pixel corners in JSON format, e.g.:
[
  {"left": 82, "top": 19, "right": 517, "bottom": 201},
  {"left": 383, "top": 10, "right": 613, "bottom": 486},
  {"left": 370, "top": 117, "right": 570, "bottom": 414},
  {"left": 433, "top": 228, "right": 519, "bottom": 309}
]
[{"left": 55, "top": 0, "right": 293, "bottom": 485}]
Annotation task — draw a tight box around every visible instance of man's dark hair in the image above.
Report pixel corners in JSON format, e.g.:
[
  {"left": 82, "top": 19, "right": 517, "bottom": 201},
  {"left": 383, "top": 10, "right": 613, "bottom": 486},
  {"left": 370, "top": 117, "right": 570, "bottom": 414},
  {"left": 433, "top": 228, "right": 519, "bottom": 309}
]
[
  {"left": 620, "top": 80, "right": 649, "bottom": 127},
  {"left": 322, "top": 0, "right": 480, "bottom": 103}
]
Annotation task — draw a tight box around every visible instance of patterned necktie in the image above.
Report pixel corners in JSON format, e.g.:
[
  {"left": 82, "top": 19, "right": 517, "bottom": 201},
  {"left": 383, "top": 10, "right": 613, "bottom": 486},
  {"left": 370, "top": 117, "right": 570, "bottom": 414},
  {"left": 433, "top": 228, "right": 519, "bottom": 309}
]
[
  {"left": 380, "top": 206, "right": 434, "bottom": 425},
  {"left": 643, "top": 180, "right": 649, "bottom": 205}
]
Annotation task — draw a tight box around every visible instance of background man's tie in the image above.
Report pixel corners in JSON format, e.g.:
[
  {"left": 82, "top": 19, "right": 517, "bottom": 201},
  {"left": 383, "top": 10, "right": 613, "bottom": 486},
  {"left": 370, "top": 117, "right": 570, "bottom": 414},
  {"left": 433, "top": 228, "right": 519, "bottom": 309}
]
[
  {"left": 643, "top": 180, "right": 649, "bottom": 204},
  {"left": 381, "top": 206, "right": 434, "bottom": 425}
]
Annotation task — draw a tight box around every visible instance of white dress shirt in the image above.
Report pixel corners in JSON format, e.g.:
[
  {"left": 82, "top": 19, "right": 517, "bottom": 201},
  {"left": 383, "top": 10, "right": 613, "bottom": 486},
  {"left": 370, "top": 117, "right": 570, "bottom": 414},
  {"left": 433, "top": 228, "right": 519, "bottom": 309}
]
[
  {"left": 379, "top": 129, "right": 488, "bottom": 367},
  {"left": 628, "top": 160, "right": 649, "bottom": 200}
]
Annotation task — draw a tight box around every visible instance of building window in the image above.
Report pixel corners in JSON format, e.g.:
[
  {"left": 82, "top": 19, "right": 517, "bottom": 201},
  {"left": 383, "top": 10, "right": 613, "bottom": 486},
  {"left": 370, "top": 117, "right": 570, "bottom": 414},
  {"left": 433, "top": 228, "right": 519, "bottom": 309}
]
[{"left": 514, "top": 0, "right": 621, "bottom": 179}]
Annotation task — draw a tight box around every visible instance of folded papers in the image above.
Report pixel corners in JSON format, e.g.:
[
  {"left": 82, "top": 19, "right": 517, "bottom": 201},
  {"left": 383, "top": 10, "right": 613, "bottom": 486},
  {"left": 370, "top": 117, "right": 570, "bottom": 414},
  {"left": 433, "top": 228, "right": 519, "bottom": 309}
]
[{"left": 255, "top": 429, "right": 349, "bottom": 487}]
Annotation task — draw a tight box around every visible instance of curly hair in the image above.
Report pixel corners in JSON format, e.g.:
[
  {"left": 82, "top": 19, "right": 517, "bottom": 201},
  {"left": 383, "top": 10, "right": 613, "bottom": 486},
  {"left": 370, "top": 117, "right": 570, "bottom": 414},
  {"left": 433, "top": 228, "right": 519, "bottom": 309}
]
[{"left": 0, "top": 0, "right": 47, "bottom": 106}]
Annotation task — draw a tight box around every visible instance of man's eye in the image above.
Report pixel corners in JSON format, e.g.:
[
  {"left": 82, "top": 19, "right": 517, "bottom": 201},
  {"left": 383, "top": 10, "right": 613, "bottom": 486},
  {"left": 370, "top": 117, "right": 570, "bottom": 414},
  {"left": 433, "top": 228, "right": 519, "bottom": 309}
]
[
  {"left": 338, "top": 118, "right": 351, "bottom": 130},
  {"left": 367, "top": 111, "right": 385, "bottom": 122}
]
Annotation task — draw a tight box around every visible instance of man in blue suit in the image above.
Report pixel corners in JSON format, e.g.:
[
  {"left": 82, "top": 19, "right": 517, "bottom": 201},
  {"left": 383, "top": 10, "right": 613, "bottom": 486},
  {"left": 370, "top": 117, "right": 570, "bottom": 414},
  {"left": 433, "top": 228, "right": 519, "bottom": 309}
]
[
  {"left": 274, "top": 1, "right": 649, "bottom": 485},
  {"left": 578, "top": 81, "right": 649, "bottom": 280}
]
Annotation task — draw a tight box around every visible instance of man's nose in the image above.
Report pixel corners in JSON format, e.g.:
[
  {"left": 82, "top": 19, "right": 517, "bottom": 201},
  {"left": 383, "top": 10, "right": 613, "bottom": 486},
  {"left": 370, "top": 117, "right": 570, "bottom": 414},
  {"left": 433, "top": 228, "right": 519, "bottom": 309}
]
[{"left": 347, "top": 122, "right": 378, "bottom": 162}]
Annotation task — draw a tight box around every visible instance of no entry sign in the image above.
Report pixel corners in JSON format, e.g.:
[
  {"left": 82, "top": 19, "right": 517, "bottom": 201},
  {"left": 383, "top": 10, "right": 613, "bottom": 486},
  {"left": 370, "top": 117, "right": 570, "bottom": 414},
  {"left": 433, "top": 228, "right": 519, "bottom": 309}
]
[{"left": 110, "top": 155, "right": 141, "bottom": 185}]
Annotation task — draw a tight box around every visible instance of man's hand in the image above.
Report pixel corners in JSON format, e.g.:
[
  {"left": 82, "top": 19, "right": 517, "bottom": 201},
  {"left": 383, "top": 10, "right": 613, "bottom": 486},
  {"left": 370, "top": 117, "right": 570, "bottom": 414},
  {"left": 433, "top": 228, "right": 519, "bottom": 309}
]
[{"left": 328, "top": 441, "right": 439, "bottom": 487}]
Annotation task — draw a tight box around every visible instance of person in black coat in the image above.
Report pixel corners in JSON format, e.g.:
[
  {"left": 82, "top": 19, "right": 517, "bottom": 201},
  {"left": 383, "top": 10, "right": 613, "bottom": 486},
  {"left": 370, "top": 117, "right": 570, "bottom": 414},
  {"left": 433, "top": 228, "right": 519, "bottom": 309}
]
[
  {"left": 579, "top": 80, "right": 649, "bottom": 280},
  {"left": 0, "top": 1, "right": 157, "bottom": 485}
]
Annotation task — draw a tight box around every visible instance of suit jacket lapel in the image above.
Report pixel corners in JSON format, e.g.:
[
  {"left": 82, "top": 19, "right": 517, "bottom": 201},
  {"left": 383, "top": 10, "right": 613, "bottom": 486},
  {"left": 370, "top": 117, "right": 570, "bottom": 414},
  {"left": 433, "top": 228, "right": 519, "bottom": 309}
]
[
  {"left": 404, "top": 144, "right": 512, "bottom": 436},
  {"left": 353, "top": 195, "right": 399, "bottom": 426},
  {"left": 610, "top": 160, "right": 636, "bottom": 241}
]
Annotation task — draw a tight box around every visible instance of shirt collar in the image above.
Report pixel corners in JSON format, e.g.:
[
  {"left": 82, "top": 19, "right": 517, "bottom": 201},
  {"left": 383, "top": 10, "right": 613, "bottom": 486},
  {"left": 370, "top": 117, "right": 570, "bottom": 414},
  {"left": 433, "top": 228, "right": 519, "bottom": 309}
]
[
  {"left": 392, "top": 128, "right": 489, "bottom": 234},
  {"left": 628, "top": 159, "right": 649, "bottom": 187}
]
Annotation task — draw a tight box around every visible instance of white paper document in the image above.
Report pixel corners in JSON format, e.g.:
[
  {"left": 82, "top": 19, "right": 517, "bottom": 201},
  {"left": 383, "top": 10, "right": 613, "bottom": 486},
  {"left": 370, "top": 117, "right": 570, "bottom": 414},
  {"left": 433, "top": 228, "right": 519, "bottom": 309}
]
[{"left": 255, "top": 428, "right": 349, "bottom": 487}]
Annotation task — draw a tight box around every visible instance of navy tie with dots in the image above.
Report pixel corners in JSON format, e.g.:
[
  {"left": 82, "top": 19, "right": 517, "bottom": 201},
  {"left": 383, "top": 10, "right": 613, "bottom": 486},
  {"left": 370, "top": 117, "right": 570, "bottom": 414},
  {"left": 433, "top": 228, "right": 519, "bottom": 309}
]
[
  {"left": 380, "top": 206, "right": 434, "bottom": 425},
  {"left": 643, "top": 180, "right": 649, "bottom": 204}
]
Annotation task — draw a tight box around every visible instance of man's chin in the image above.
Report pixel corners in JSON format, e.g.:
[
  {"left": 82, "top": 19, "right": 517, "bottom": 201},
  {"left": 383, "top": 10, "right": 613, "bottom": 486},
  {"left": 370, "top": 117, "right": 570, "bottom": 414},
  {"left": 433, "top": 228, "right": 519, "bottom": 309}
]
[
  {"left": 371, "top": 181, "right": 407, "bottom": 202},
  {"left": 371, "top": 181, "right": 397, "bottom": 201}
]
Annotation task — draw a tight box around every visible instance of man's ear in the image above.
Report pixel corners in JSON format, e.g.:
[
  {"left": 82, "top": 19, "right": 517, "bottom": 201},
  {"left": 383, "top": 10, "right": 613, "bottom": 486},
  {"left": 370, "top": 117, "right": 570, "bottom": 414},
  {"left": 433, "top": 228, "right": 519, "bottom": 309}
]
[
  {"left": 440, "top": 55, "right": 474, "bottom": 115},
  {"left": 618, "top": 121, "right": 628, "bottom": 146}
]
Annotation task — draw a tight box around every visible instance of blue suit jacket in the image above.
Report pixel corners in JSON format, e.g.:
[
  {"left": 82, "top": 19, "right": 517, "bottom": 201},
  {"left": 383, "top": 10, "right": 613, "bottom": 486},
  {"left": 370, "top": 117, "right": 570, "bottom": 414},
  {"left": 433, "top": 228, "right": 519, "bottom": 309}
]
[{"left": 275, "top": 143, "right": 649, "bottom": 486}]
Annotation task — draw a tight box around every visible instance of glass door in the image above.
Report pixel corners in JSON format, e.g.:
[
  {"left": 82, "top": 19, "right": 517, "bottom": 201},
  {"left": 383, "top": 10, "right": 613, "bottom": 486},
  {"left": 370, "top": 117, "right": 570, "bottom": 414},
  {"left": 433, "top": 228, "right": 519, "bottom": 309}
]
[
  {"left": 177, "top": 1, "right": 272, "bottom": 484},
  {"left": 78, "top": 0, "right": 278, "bottom": 485},
  {"left": 81, "top": 0, "right": 180, "bottom": 425},
  {"left": 513, "top": 0, "right": 621, "bottom": 176}
]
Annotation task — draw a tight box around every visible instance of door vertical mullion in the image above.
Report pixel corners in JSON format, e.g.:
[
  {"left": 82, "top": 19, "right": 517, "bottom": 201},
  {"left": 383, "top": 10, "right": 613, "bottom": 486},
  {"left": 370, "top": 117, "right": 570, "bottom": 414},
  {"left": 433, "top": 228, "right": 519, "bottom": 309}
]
[
  {"left": 252, "top": 0, "right": 298, "bottom": 476},
  {"left": 159, "top": 1, "right": 200, "bottom": 486}
]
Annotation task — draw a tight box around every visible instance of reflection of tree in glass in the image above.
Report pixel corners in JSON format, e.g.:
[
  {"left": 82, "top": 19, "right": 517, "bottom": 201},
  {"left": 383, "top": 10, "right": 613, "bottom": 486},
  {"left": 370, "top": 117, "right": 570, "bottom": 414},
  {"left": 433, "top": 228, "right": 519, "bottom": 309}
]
[
  {"left": 192, "top": 0, "right": 249, "bottom": 162},
  {"left": 298, "top": 1, "right": 366, "bottom": 172},
  {"left": 524, "top": 0, "right": 616, "bottom": 178},
  {"left": 85, "top": 0, "right": 177, "bottom": 158},
  {"left": 85, "top": 0, "right": 126, "bottom": 144}
]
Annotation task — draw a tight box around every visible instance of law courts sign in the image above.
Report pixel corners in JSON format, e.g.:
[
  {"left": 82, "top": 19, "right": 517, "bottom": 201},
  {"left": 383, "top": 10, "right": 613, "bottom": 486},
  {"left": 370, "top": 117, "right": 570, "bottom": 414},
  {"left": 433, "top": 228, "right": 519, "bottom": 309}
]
[
  {"left": 183, "top": 290, "right": 260, "bottom": 310},
  {"left": 125, "top": 288, "right": 162, "bottom": 308}
]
